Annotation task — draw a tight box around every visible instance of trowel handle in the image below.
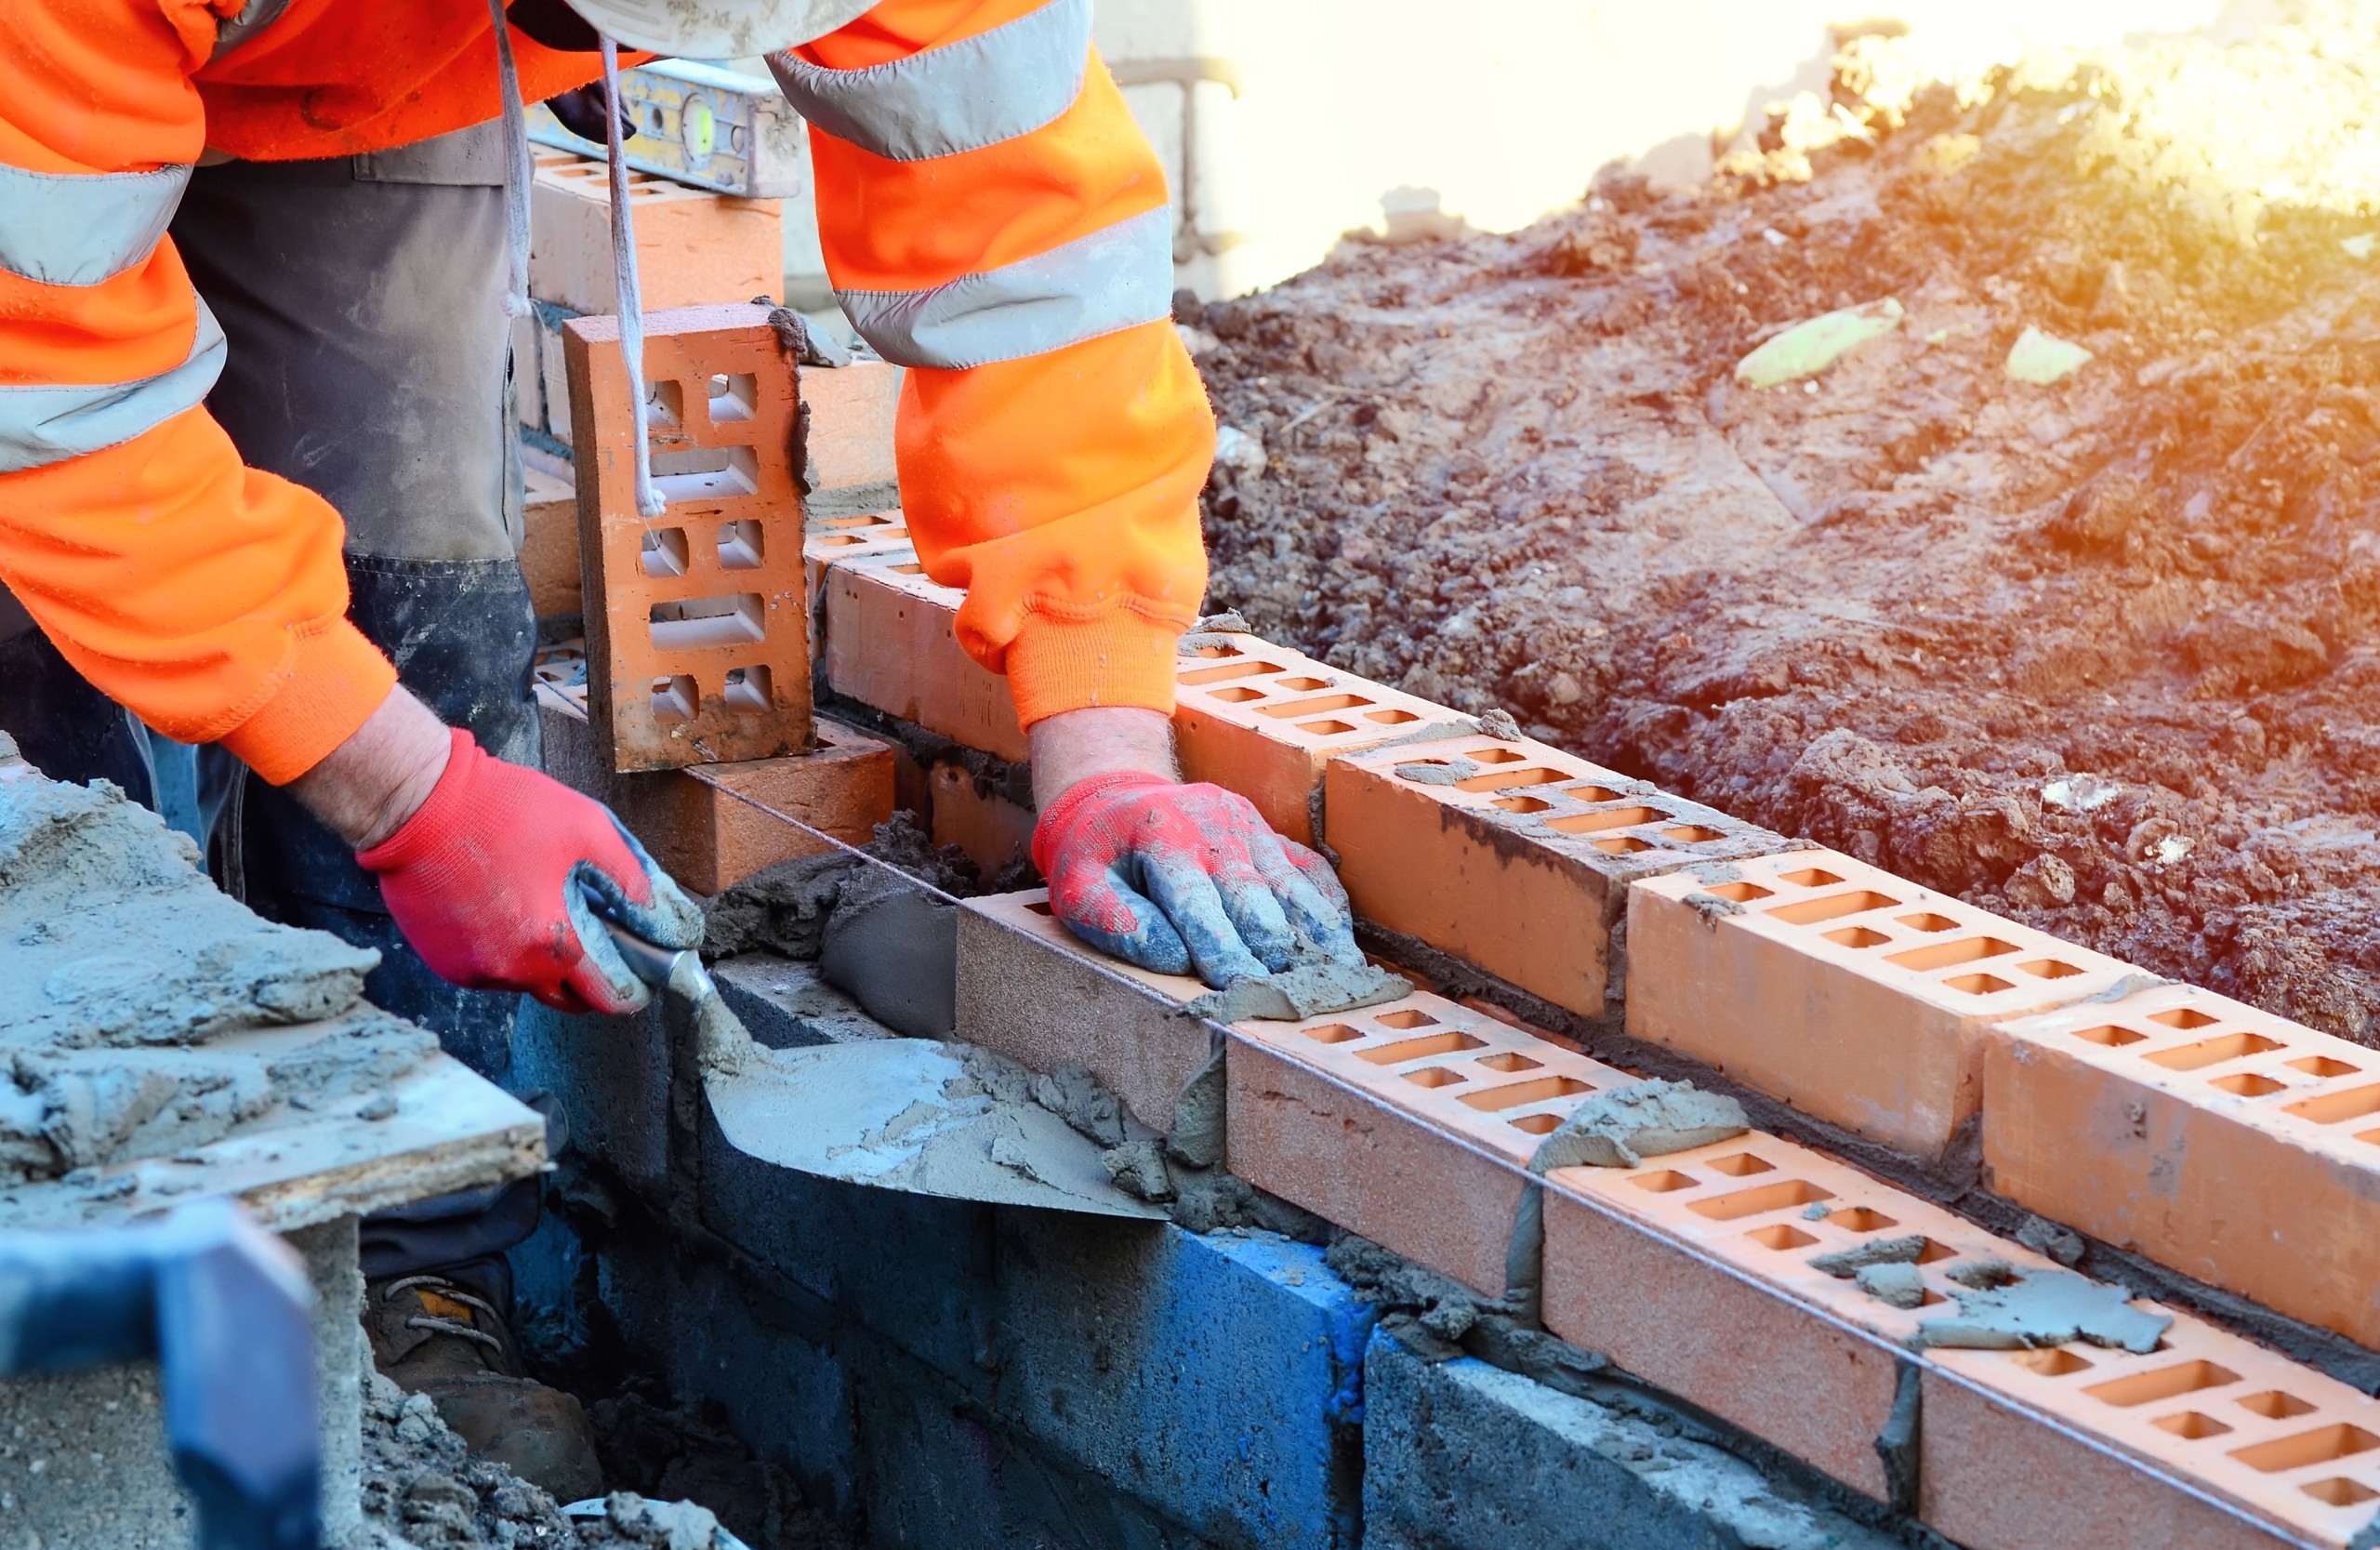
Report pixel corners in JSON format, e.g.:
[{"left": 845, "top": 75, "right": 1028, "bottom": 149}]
[{"left": 579, "top": 881, "right": 715, "bottom": 1002}]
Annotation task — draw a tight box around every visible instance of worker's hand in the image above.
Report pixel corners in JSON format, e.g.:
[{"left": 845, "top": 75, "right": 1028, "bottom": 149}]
[
  {"left": 1028, "top": 705, "right": 1360, "bottom": 987},
  {"left": 355, "top": 727, "right": 702, "bottom": 1014}
]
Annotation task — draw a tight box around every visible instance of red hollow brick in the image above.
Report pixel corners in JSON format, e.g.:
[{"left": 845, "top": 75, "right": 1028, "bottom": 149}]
[
  {"left": 822, "top": 550, "right": 1028, "bottom": 763},
  {"left": 1987, "top": 982, "right": 2380, "bottom": 1351},
  {"left": 1325, "top": 734, "right": 1793, "bottom": 1026},
  {"left": 563, "top": 305, "right": 814, "bottom": 773},
  {"left": 1625, "top": 849, "right": 2138, "bottom": 1159}
]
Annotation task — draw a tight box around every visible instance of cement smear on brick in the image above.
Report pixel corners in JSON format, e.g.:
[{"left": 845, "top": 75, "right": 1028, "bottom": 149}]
[
  {"left": 1181, "top": 960, "right": 1410, "bottom": 1023},
  {"left": 1916, "top": 1267, "right": 2173, "bottom": 1353},
  {"left": 0, "top": 758, "right": 441, "bottom": 1190},
  {"left": 1526, "top": 1079, "right": 1749, "bottom": 1171}
]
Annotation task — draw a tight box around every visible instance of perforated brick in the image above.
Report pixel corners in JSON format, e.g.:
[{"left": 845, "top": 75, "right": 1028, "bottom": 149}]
[
  {"left": 1230, "top": 995, "right": 1634, "bottom": 1297},
  {"left": 1625, "top": 849, "right": 2137, "bottom": 1159},
  {"left": 1172, "top": 636, "right": 1470, "bottom": 845},
  {"left": 1325, "top": 734, "right": 1793, "bottom": 1025},
  {"left": 1988, "top": 983, "right": 2380, "bottom": 1350},
  {"left": 1542, "top": 1132, "right": 2380, "bottom": 1545},
  {"left": 822, "top": 550, "right": 1029, "bottom": 763},
  {"left": 530, "top": 150, "right": 780, "bottom": 317},
  {"left": 563, "top": 305, "right": 813, "bottom": 772}
]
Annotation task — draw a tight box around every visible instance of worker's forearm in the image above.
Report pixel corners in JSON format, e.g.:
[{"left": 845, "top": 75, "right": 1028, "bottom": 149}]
[
  {"left": 287, "top": 686, "right": 452, "bottom": 850},
  {"left": 1029, "top": 706, "right": 1179, "bottom": 811}
]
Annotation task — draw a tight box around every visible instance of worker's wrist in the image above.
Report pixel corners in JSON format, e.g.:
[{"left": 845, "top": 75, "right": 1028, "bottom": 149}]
[
  {"left": 1028, "top": 706, "right": 1178, "bottom": 811},
  {"left": 287, "top": 687, "right": 456, "bottom": 851}
]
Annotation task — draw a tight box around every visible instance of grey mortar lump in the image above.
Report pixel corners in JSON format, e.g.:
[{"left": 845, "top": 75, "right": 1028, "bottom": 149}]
[{"left": 0, "top": 750, "right": 438, "bottom": 1187}]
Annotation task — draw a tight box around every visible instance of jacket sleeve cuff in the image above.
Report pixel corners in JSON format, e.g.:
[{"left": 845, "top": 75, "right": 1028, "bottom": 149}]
[
  {"left": 217, "top": 619, "right": 401, "bottom": 786},
  {"left": 1003, "top": 607, "right": 1186, "bottom": 727}
]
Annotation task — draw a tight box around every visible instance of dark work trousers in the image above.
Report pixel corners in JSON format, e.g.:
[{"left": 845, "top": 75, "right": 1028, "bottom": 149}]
[{"left": 0, "top": 122, "right": 548, "bottom": 1292}]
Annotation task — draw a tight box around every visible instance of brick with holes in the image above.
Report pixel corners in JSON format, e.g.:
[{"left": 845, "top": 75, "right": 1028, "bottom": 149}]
[
  {"left": 1986, "top": 984, "right": 2380, "bottom": 1351},
  {"left": 529, "top": 149, "right": 781, "bottom": 317},
  {"left": 1322, "top": 734, "right": 1795, "bottom": 1027},
  {"left": 1171, "top": 639, "right": 1471, "bottom": 845},
  {"left": 1230, "top": 993, "right": 1636, "bottom": 1298},
  {"left": 822, "top": 549, "right": 1029, "bottom": 763},
  {"left": 564, "top": 303, "right": 815, "bottom": 772},
  {"left": 1625, "top": 849, "right": 2138, "bottom": 1160},
  {"left": 1541, "top": 1130, "right": 2376, "bottom": 1545}
]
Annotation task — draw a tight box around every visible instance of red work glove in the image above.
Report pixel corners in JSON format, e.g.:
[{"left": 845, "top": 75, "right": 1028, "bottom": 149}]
[
  {"left": 1032, "top": 772, "right": 1362, "bottom": 987},
  {"left": 357, "top": 729, "right": 702, "bottom": 1014}
]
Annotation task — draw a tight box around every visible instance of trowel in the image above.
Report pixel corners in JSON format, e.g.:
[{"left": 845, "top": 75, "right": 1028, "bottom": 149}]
[{"left": 588, "top": 895, "right": 1164, "bottom": 1220}]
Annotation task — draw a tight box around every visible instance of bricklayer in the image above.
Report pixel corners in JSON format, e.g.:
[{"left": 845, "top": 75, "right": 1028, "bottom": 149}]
[
  {"left": 1989, "top": 982, "right": 2380, "bottom": 1351},
  {"left": 823, "top": 550, "right": 1029, "bottom": 764},
  {"left": 1625, "top": 848, "right": 2139, "bottom": 1159},
  {"left": 1171, "top": 635, "right": 1470, "bottom": 845},
  {"left": 1542, "top": 1133, "right": 2380, "bottom": 1546},
  {"left": 1326, "top": 733, "right": 1792, "bottom": 1027}
]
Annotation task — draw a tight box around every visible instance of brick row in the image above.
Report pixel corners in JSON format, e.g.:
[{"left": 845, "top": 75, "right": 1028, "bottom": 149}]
[
  {"left": 1325, "top": 732, "right": 1792, "bottom": 1026},
  {"left": 1625, "top": 847, "right": 2139, "bottom": 1159},
  {"left": 822, "top": 550, "right": 1030, "bottom": 764},
  {"left": 529, "top": 147, "right": 781, "bottom": 318},
  {"left": 1988, "top": 983, "right": 2380, "bottom": 1352}
]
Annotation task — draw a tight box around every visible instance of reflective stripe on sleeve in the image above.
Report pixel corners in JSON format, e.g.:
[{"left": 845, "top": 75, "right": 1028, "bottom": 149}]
[
  {"left": 767, "top": 0, "right": 1091, "bottom": 163},
  {"left": 0, "top": 298, "right": 228, "bottom": 473},
  {"left": 0, "top": 163, "right": 193, "bottom": 287},
  {"left": 836, "top": 204, "right": 1173, "bottom": 371}
]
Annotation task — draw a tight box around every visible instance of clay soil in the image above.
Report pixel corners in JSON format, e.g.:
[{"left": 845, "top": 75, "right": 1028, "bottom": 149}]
[{"left": 1196, "top": 13, "right": 2380, "bottom": 1042}]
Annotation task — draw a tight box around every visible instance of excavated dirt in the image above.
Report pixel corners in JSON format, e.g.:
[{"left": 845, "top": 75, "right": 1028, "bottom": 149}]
[{"left": 1197, "top": 7, "right": 2380, "bottom": 1042}]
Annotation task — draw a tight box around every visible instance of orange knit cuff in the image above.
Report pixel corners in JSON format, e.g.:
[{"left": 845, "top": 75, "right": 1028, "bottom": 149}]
[
  {"left": 1003, "top": 608, "right": 1185, "bottom": 727},
  {"left": 218, "top": 619, "right": 400, "bottom": 785}
]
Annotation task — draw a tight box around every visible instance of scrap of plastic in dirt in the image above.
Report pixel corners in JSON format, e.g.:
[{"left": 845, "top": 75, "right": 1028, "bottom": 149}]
[{"left": 1733, "top": 298, "right": 1903, "bottom": 388}]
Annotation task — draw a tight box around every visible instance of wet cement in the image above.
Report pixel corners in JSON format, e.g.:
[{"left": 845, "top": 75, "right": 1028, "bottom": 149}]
[
  {"left": 1182, "top": 960, "right": 1412, "bottom": 1023},
  {"left": 1915, "top": 1268, "right": 2173, "bottom": 1354},
  {"left": 1527, "top": 1080, "right": 1750, "bottom": 1172},
  {"left": 0, "top": 749, "right": 443, "bottom": 1189}
]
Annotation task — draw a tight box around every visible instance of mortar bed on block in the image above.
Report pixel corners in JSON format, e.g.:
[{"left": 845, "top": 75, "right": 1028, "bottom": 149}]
[
  {"left": 1627, "top": 847, "right": 2140, "bottom": 1160},
  {"left": 1171, "top": 636, "right": 1470, "bottom": 845},
  {"left": 1325, "top": 731, "right": 1795, "bottom": 1028},
  {"left": 1540, "top": 1130, "right": 2380, "bottom": 1547},
  {"left": 1988, "top": 981, "right": 2380, "bottom": 1354}
]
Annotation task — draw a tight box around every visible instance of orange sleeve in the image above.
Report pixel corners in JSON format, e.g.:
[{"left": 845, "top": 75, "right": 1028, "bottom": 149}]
[
  {"left": 803, "top": 0, "right": 1213, "bottom": 725},
  {"left": 0, "top": 0, "right": 395, "bottom": 785}
]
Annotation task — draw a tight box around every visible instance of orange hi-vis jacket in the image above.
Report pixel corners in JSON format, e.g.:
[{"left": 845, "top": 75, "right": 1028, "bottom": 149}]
[{"left": 0, "top": 0, "right": 1211, "bottom": 786}]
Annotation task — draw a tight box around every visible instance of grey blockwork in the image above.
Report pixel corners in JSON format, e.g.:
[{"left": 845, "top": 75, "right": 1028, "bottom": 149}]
[
  {"left": 0, "top": 298, "right": 227, "bottom": 474},
  {"left": 837, "top": 204, "right": 1175, "bottom": 371},
  {"left": 766, "top": 0, "right": 1090, "bottom": 164},
  {"left": 0, "top": 162, "right": 192, "bottom": 286}
]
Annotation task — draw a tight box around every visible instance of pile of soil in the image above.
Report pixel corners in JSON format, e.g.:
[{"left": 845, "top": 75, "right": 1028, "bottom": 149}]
[{"left": 1196, "top": 6, "right": 2380, "bottom": 1041}]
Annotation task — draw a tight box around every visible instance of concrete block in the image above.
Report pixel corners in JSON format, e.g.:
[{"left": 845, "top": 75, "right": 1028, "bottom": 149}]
[
  {"left": 1923, "top": 1311, "right": 2380, "bottom": 1550},
  {"left": 520, "top": 460, "right": 580, "bottom": 620},
  {"left": 1325, "top": 733, "right": 1792, "bottom": 1027},
  {"left": 712, "top": 955, "right": 892, "bottom": 1048},
  {"left": 513, "top": 996, "right": 674, "bottom": 1203},
  {"left": 1625, "top": 848, "right": 2137, "bottom": 1160},
  {"left": 1988, "top": 983, "right": 2380, "bottom": 1353},
  {"left": 1362, "top": 1331, "right": 1901, "bottom": 1550},
  {"left": 955, "top": 890, "right": 1211, "bottom": 1136},
  {"left": 822, "top": 550, "right": 1029, "bottom": 764},
  {"left": 1172, "top": 636, "right": 1468, "bottom": 845},
  {"left": 512, "top": 309, "right": 543, "bottom": 430},
  {"left": 1229, "top": 993, "right": 1631, "bottom": 1298},
  {"left": 928, "top": 761, "right": 1035, "bottom": 879},
  {"left": 563, "top": 304, "right": 814, "bottom": 773},
  {"left": 529, "top": 150, "right": 781, "bottom": 317},
  {"left": 540, "top": 684, "right": 894, "bottom": 894}
]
